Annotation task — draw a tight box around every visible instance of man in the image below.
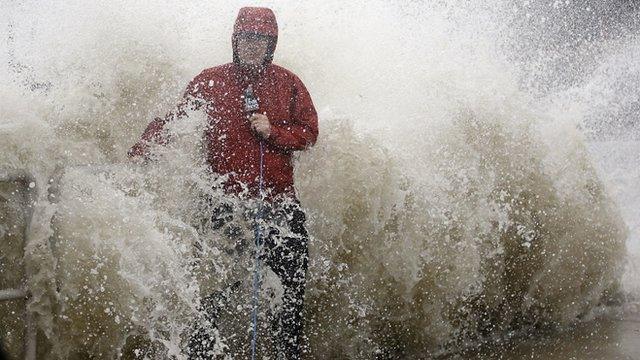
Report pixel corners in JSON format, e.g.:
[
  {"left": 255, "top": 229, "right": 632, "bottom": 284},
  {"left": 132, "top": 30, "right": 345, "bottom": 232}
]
[{"left": 129, "top": 7, "right": 318, "bottom": 359}]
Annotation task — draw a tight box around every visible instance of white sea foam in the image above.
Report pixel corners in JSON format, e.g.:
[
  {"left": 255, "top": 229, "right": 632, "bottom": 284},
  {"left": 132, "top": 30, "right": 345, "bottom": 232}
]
[{"left": 0, "top": 0, "right": 636, "bottom": 358}]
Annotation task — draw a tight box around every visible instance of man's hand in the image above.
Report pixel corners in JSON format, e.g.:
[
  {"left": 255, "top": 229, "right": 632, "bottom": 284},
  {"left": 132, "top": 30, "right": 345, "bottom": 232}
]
[{"left": 250, "top": 113, "right": 271, "bottom": 139}]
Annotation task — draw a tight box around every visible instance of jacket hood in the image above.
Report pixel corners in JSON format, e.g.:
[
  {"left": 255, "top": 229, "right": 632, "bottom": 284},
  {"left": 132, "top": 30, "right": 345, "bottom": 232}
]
[{"left": 232, "top": 7, "right": 278, "bottom": 66}]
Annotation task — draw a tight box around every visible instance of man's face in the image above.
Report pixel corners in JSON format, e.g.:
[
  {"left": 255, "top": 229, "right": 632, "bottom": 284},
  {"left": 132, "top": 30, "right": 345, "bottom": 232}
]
[{"left": 236, "top": 34, "right": 271, "bottom": 66}]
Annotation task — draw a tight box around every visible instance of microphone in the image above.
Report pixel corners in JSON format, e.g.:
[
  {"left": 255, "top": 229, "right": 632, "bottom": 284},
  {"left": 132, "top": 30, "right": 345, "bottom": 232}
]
[{"left": 243, "top": 85, "right": 260, "bottom": 114}]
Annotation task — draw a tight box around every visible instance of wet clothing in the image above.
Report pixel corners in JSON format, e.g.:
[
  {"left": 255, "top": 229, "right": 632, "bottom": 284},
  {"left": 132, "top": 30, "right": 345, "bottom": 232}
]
[
  {"left": 233, "top": 7, "right": 279, "bottom": 39},
  {"left": 187, "top": 201, "right": 309, "bottom": 359},
  {"left": 262, "top": 203, "right": 309, "bottom": 359},
  {"left": 128, "top": 7, "right": 318, "bottom": 199},
  {"left": 130, "top": 7, "right": 315, "bottom": 358}
]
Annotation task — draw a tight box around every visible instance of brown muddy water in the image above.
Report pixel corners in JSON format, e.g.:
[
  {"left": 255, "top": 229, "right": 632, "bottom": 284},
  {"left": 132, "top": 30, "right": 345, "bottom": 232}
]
[{"left": 455, "top": 312, "right": 640, "bottom": 360}]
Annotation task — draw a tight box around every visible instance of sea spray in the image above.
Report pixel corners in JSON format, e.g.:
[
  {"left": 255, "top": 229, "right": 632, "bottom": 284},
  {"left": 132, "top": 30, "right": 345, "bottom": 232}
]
[{"left": 0, "top": 0, "right": 633, "bottom": 358}]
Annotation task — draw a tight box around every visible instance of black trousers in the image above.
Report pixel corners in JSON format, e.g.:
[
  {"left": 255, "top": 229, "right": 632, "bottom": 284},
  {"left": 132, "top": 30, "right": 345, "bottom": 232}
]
[{"left": 188, "top": 200, "right": 309, "bottom": 359}]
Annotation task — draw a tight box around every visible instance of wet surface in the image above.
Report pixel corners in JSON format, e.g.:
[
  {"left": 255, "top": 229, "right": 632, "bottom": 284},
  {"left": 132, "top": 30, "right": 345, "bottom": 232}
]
[{"left": 456, "top": 313, "right": 640, "bottom": 360}]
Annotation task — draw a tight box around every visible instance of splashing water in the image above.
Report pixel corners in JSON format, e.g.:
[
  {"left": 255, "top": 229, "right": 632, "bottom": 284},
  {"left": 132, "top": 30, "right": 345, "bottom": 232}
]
[{"left": 1, "top": 0, "right": 637, "bottom": 358}]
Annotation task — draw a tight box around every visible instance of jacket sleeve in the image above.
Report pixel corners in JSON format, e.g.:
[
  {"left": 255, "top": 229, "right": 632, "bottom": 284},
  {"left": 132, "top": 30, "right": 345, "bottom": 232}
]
[
  {"left": 266, "top": 75, "right": 318, "bottom": 151},
  {"left": 128, "top": 73, "right": 208, "bottom": 159}
]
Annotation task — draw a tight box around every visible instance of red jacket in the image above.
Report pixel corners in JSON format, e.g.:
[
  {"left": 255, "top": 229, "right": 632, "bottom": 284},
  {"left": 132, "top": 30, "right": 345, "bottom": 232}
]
[{"left": 129, "top": 7, "right": 318, "bottom": 199}]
